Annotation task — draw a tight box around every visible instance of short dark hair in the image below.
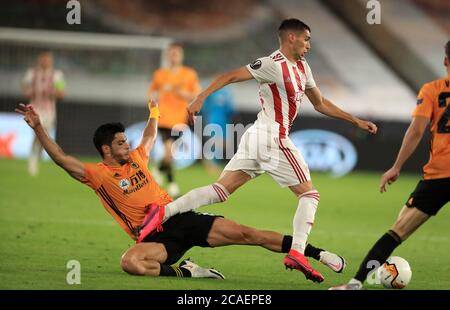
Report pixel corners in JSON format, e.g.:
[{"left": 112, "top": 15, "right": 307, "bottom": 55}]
[
  {"left": 169, "top": 42, "right": 184, "bottom": 49},
  {"left": 446, "top": 40, "right": 450, "bottom": 59},
  {"left": 93, "top": 122, "right": 125, "bottom": 158},
  {"left": 278, "top": 18, "right": 311, "bottom": 37}
]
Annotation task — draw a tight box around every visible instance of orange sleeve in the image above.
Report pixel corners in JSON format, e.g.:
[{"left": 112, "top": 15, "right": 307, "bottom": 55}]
[
  {"left": 412, "top": 83, "right": 434, "bottom": 119},
  {"left": 82, "top": 163, "right": 101, "bottom": 190}
]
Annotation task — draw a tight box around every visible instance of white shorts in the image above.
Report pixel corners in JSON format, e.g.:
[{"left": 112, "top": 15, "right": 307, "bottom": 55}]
[
  {"left": 224, "top": 124, "right": 311, "bottom": 187},
  {"left": 40, "top": 113, "right": 56, "bottom": 132}
]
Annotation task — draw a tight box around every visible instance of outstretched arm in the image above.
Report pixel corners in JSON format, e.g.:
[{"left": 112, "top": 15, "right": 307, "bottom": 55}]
[
  {"left": 140, "top": 100, "right": 159, "bottom": 155},
  {"left": 305, "top": 87, "right": 378, "bottom": 134},
  {"left": 15, "top": 104, "right": 85, "bottom": 181},
  {"left": 380, "top": 116, "right": 429, "bottom": 193},
  {"left": 187, "top": 67, "right": 253, "bottom": 123}
]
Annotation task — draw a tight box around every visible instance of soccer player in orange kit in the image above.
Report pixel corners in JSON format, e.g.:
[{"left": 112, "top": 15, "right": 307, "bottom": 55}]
[{"left": 15, "top": 100, "right": 345, "bottom": 279}]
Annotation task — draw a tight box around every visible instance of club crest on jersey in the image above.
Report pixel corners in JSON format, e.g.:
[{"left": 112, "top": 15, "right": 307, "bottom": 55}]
[
  {"left": 293, "top": 91, "right": 302, "bottom": 104},
  {"left": 118, "top": 178, "right": 130, "bottom": 190},
  {"left": 131, "top": 162, "right": 139, "bottom": 169},
  {"left": 250, "top": 59, "right": 262, "bottom": 70},
  {"left": 416, "top": 98, "right": 423, "bottom": 105}
]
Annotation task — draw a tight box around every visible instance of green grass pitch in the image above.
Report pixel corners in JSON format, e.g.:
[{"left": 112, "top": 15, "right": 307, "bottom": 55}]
[{"left": 0, "top": 158, "right": 449, "bottom": 290}]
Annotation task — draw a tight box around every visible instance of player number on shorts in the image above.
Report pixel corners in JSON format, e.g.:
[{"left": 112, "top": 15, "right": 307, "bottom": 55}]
[{"left": 437, "top": 92, "right": 450, "bottom": 134}]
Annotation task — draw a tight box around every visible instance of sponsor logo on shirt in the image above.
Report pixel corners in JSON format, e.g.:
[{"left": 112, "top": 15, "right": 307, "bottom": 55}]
[
  {"left": 122, "top": 169, "right": 149, "bottom": 195},
  {"left": 250, "top": 60, "right": 262, "bottom": 70},
  {"left": 119, "top": 179, "right": 130, "bottom": 190}
]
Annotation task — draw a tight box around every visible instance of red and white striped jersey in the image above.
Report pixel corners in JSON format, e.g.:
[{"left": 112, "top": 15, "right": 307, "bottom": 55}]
[
  {"left": 246, "top": 50, "right": 316, "bottom": 138},
  {"left": 23, "top": 68, "right": 65, "bottom": 118}
]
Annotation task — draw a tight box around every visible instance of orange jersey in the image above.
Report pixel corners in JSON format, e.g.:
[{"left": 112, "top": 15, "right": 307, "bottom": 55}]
[
  {"left": 148, "top": 66, "right": 200, "bottom": 129},
  {"left": 82, "top": 145, "right": 172, "bottom": 239},
  {"left": 413, "top": 74, "right": 450, "bottom": 179}
]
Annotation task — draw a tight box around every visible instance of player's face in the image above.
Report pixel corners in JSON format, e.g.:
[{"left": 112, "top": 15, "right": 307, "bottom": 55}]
[
  {"left": 38, "top": 53, "right": 53, "bottom": 69},
  {"left": 167, "top": 46, "right": 184, "bottom": 66},
  {"left": 293, "top": 30, "right": 311, "bottom": 60},
  {"left": 110, "top": 133, "right": 130, "bottom": 165}
]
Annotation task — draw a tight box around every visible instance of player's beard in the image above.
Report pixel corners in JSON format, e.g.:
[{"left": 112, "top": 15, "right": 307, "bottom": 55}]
[
  {"left": 117, "top": 158, "right": 128, "bottom": 165},
  {"left": 113, "top": 152, "right": 129, "bottom": 165}
]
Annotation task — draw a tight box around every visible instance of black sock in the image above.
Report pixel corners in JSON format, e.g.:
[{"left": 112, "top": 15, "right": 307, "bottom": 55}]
[
  {"left": 354, "top": 230, "right": 402, "bottom": 283},
  {"left": 167, "top": 165, "right": 174, "bottom": 183},
  {"left": 304, "top": 244, "right": 324, "bottom": 261},
  {"left": 281, "top": 235, "right": 292, "bottom": 253},
  {"left": 159, "top": 264, "right": 191, "bottom": 277}
]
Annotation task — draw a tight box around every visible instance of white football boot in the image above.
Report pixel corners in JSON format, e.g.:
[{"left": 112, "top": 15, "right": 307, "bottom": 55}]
[
  {"left": 329, "top": 279, "right": 363, "bottom": 290},
  {"left": 179, "top": 259, "right": 225, "bottom": 279},
  {"left": 319, "top": 251, "right": 346, "bottom": 273}
]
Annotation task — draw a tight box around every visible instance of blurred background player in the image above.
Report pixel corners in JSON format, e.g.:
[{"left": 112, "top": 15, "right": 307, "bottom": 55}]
[
  {"left": 22, "top": 51, "right": 65, "bottom": 176},
  {"left": 148, "top": 42, "right": 201, "bottom": 197},
  {"left": 200, "top": 85, "right": 236, "bottom": 174},
  {"left": 330, "top": 41, "right": 450, "bottom": 290}
]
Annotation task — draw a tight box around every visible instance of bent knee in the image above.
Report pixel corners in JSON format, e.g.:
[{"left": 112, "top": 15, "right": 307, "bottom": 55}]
[
  {"left": 120, "top": 254, "right": 138, "bottom": 275},
  {"left": 120, "top": 253, "right": 152, "bottom": 276},
  {"left": 120, "top": 252, "right": 161, "bottom": 277}
]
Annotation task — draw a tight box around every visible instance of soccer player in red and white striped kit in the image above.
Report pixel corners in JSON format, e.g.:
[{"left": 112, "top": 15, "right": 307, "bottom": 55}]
[
  {"left": 149, "top": 18, "right": 378, "bottom": 283},
  {"left": 22, "top": 51, "right": 65, "bottom": 176}
]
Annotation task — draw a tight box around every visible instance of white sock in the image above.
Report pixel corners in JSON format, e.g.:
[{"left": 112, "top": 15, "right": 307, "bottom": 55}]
[
  {"left": 28, "top": 139, "right": 41, "bottom": 176},
  {"left": 291, "top": 190, "right": 320, "bottom": 254},
  {"left": 164, "top": 183, "right": 229, "bottom": 220}
]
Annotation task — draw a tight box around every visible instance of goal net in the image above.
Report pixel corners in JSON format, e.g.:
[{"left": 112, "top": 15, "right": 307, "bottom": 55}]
[
  {"left": 0, "top": 27, "right": 172, "bottom": 107},
  {"left": 0, "top": 27, "right": 172, "bottom": 158}
]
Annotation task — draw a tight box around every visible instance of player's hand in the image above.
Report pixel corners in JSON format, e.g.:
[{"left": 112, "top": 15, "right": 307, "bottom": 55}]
[
  {"left": 148, "top": 99, "right": 158, "bottom": 109},
  {"left": 357, "top": 119, "right": 378, "bottom": 134},
  {"left": 380, "top": 167, "right": 400, "bottom": 193},
  {"left": 187, "top": 96, "right": 205, "bottom": 124},
  {"left": 14, "top": 103, "right": 41, "bottom": 129}
]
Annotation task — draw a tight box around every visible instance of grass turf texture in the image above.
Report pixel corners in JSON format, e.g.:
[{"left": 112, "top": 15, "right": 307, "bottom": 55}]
[{"left": 0, "top": 158, "right": 449, "bottom": 290}]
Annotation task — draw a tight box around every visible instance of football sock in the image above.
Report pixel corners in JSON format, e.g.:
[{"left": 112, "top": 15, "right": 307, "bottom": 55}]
[
  {"left": 291, "top": 190, "right": 320, "bottom": 254},
  {"left": 159, "top": 264, "right": 191, "bottom": 277},
  {"left": 304, "top": 243, "right": 324, "bottom": 261},
  {"left": 281, "top": 235, "right": 293, "bottom": 253},
  {"left": 354, "top": 230, "right": 402, "bottom": 283},
  {"left": 164, "top": 183, "right": 229, "bottom": 219}
]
